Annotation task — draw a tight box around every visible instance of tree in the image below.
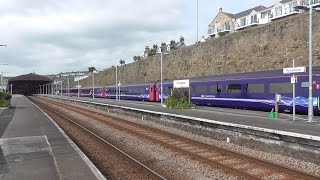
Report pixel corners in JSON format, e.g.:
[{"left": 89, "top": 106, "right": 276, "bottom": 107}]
[
  {"left": 88, "top": 66, "right": 96, "bottom": 73},
  {"left": 133, "top": 56, "right": 141, "bottom": 62},
  {"left": 148, "top": 49, "right": 156, "bottom": 56},
  {"left": 119, "top": 59, "right": 126, "bottom": 65}
]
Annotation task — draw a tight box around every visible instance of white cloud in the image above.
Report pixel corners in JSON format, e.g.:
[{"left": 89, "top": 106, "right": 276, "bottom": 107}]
[{"left": 0, "top": 0, "right": 277, "bottom": 76}]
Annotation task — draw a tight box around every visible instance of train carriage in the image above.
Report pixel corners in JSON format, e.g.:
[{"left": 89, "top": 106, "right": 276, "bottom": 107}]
[{"left": 59, "top": 68, "right": 320, "bottom": 115}]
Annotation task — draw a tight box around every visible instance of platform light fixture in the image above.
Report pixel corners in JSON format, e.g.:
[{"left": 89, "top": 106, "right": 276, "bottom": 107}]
[{"left": 294, "top": 1, "right": 320, "bottom": 122}]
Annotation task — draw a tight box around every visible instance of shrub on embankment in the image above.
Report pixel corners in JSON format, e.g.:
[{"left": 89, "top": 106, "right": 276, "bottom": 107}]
[{"left": 0, "top": 92, "right": 11, "bottom": 107}]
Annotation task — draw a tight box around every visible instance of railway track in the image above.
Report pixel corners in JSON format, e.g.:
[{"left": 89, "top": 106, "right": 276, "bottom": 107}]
[
  {"left": 30, "top": 97, "right": 166, "bottom": 180},
  {"left": 33, "top": 96, "right": 320, "bottom": 180}
]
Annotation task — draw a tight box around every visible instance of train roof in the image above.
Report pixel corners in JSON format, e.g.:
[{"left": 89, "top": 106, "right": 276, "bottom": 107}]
[{"left": 188, "top": 66, "right": 320, "bottom": 82}]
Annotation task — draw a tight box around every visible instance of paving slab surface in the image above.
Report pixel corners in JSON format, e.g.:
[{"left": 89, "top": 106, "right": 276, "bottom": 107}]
[{"left": 0, "top": 95, "right": 105, "bottom": 180}]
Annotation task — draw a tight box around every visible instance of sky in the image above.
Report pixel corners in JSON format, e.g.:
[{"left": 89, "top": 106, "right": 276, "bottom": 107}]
[{"left": 0, "top": 0, "right": 277, "bottom": 77}]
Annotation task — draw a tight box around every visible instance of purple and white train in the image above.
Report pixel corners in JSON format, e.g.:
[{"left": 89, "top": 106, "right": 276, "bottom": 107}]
[{"left": 60, "top": 69, "right": 320, "bottom": 115}]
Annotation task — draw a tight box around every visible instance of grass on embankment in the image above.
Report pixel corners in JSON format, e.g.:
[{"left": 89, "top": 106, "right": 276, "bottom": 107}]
[{"left": 0, "top": 92, "right": 11, "bottom": 108}]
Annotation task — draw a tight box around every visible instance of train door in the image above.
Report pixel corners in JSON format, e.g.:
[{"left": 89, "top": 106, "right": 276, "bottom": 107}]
[
  {"left": 149, "top": 85, "right": 155, "bottom": 101},
  {"left": 155, "top": 84, "right": 160, "bottom": 102},
  {"left": 102, "top": 86, "right": 106, "bottom": 98},
  {"left": 78, "top": 87, "right": 82, "bottom": 97}
]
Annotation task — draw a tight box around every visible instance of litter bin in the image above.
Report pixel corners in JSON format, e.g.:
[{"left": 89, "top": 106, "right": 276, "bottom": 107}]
[{"left": 269, "top": 112, "right": 276, "bottom": 119}]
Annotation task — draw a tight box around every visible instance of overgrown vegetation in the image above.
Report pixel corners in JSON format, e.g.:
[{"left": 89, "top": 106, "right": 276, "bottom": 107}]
[
  {"left": 0, "top": 92, "right": 11, "bottom": 108},
  {"left": 164, "top": 88, "right": 194, "bottom": 109},
  {"left": 218, "top": 31, "right": 227, "bottom": 37}
]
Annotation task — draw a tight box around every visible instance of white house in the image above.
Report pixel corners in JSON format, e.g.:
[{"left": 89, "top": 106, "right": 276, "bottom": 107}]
[
  {"left": 208, "top": 0, "right": 317, "bottom": 38},
  {"left": 265, "top": 0, "right": 307, "bottom": 21},
  {"left": 234, "top": 6, "right": 268, "bottom": 30}
]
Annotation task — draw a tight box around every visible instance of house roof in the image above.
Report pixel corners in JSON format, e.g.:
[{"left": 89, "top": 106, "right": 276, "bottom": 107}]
[
  {"left": 234, "top": 5, "right": 267, "bottom": 19},
  {"left": 223, "top": 12, "right": 235, "bottom": 18},
  {"left": 280, "top": 0, "right": 294, "bottom": 4},
  {"left": 9, "top": 73, "right": 53, "bottom": 82}
]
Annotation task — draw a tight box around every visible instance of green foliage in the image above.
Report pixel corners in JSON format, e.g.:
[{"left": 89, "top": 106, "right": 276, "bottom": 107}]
[
  {"left": 164, "top": 88, "right": 193, "bottom": 109},
  {"left": 165, "top": 95, "right": 191, "bottom": 109},
  {"left": 0, "top": 92, "right": 11, "bottom": 107},
  {"left": 148, "top": 49, "right": 156, "bottom": 56},
  {"left": 133, "top": 56, "right": 142, "bottom": 62},
  {"left": 218, "top": 31, "right": 227, "bottom": 37},
  {"left": 119, "top": 59, "right": 126, "bottom": 65}
]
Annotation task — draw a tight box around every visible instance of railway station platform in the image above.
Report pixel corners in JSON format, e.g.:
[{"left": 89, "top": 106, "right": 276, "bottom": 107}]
[
  {"left": 0, "top": 95, "right": 105, "bottom": 180},
  {"left": 51, "top": 95, "right": 320, "bottom": 138}
]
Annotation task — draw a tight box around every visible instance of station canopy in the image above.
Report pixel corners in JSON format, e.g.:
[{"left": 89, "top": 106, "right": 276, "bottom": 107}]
[{"left": 8, "top": 73, "right": 53, "bottom": 95}]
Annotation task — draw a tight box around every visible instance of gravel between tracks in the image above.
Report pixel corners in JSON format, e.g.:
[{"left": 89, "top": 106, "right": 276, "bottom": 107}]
[{"left": 51, "top": 98, "right": 320, "bottom": 179}]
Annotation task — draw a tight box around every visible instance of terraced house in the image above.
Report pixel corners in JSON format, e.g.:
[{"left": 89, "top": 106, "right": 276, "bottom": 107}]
[{"left": 208, "top": 0, "right": 319, "bottom": 39}]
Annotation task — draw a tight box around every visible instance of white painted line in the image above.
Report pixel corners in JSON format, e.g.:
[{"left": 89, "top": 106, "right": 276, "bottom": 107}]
[
  {"left": 44, "top": 135, "right": 63, "bottom": 180},
  {"left": 53, "top": 96, "right": 320, "bottom": 142},
  {"left": 28, "top": 97, "right": 106, "bottom": 180}
]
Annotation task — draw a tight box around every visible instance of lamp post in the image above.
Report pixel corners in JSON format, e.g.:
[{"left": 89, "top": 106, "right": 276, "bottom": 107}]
[
  {"left": 197, "top": 0, "right": 199, "bottom": 43},
  {"left": 92, "top": 72, "right": 95, "bottom": 99},
  {"left": 77, "top": 71, "right": 80, "bottom": 98},
  {"left": 116, "top": 65, "right": 118, "bottom": 101},
  {"left": 294, "top": 1, "right": 320, "bottom": 122},
  {"left": 156, "top": 47, "right": 164, "bottom": 105},
  {"left": 157, "top": 46, "right": 168, "bottom": 106}
]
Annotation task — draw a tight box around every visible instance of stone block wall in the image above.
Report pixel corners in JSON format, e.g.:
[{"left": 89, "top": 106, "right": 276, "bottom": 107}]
[{"left": 70, "top": 12, "right": 320, "bottom": 88}]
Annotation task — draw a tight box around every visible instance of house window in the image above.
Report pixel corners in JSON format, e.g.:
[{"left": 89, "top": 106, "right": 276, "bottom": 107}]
[
  {"left": 251, "top": 14, "right": 258, "bottom": 23},
  {"left": 227, "top": 84, "right": 242, "bottom": 94},
  {"left": 240, "top": 18, "right": 246, "bottom": 26},
  {"left": 275, "top": 6, "right": 282, "bottom": 16},
  {"left": 261, "top": 13, "right": 266, "bottom": 19},
  {"left": 224, "top": 22, "right": 230, "bottom": 30}
]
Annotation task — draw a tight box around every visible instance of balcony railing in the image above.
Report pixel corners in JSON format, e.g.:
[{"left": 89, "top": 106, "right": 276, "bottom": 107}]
[
  {"left": 312, "top": 0, "right": 320, "bottom": 6},
  {"left": 208, "top": 25, "right": 230, "bottom": 35},
  {"left": 235, "top": 19, "right": 259, "bottom": 30},
  {"left": 269, "top": 6, "right": 299, "bottom": 20}
]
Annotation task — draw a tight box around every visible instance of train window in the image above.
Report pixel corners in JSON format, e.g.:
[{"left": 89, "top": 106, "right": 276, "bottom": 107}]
[
  {"left": 227, "top": 84, "right": 242, "bottom": 94},
  {"left": 196, "top": 86, "right": 207, "bottom": 94},
  {"left": 246, "top": 84, "right": 264, "bottom": 93},
  {"left": 164, "top": 87, "right": 171, "bottom": 94},
  {"left": 270, "top": 83, "right": 291, "bottom": 94},
  {"left": 209, "top": 85, "right": 222, "bottom": 94}
]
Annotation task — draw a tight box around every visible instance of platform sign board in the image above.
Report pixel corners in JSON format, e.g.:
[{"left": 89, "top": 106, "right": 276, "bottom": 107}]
[
  {"left": 291, "top": 75, "right": 297, "bottom": 84},
  {"left": 76, "top": 85, "right": 81, "bottom": 88},
  {"left": 283, "top": 67, "right": 306, "bottom": 74},
  {"left": 173, "top": 79, "right": 189, "bottom": 88}
]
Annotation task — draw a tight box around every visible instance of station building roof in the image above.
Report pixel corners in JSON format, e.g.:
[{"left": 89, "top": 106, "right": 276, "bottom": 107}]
[{"left": 9, "top": 73, "right": 52, "bottom": 82}]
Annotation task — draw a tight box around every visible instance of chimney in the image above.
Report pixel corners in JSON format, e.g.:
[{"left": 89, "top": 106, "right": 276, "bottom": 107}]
[
  {"left": 180, "top": 36, "right": 184, "bottom": 43},
  {"left": 170, "top": 40, "right": 175, "bottom": 46},
  {"left": 152, "top": 44, "right": 157, "bottom": 51},
  {"left": 219, "top": 8, "right": 223, "bottom": 12},
  {"left": 161, "top": 42, "right": 166, "bottom": 51}
]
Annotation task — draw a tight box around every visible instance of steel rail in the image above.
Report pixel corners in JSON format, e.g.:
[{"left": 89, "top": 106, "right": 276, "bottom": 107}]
[
  {"left": 38, "top": 97, "right": 320, "bottom": 180},
  {"left": 32, "top": 97, "right": 167, "bottom": 180}
]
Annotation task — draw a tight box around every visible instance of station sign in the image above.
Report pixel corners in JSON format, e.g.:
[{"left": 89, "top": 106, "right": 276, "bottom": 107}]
[
  {"left": 291, "top": 75, "right": 297, "bottom": 84},
  {"left": 301, "top": 82, "right": 309, "bottom": 88},
  {"left": 76, "top": 85, "right": 81, "bottom": 88},
  {"left": 173, "top": 79, "right": 190, "bottom": 88},
  {"left": 283, "top": 67, "right": 306, "bottom": 74}
]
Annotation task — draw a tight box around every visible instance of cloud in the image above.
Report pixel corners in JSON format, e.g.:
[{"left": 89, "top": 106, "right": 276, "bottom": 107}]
[{"left": 0, "top": 0, "right": 277, "bottom": 76}]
